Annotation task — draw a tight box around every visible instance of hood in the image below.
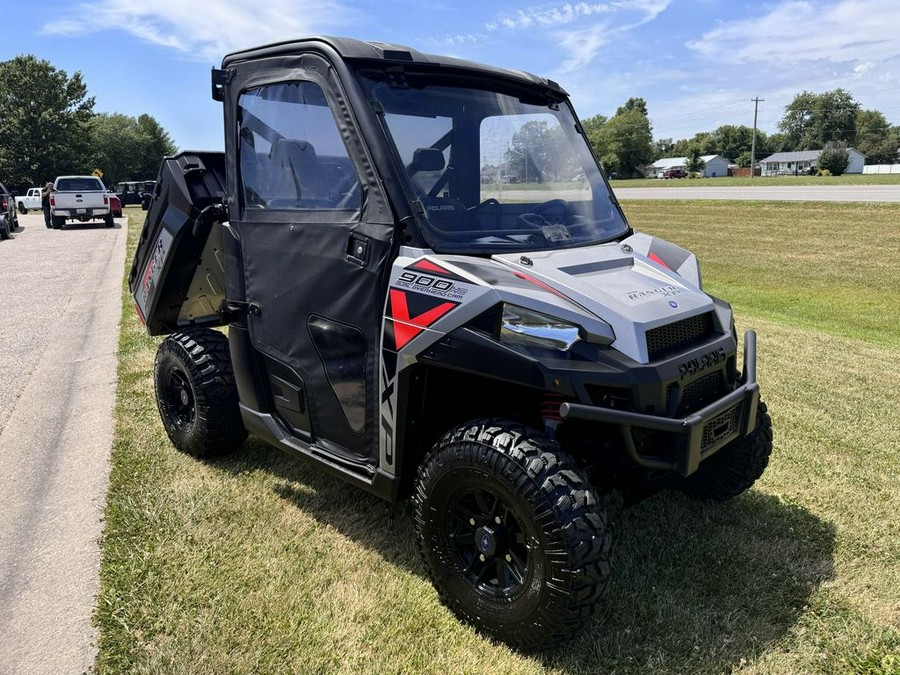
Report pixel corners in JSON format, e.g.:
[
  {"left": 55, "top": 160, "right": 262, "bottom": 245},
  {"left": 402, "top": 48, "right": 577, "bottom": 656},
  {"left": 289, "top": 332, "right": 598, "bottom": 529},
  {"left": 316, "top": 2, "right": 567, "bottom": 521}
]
[{"left": 486, "top": 234, "right": 716, "bottom": 363}]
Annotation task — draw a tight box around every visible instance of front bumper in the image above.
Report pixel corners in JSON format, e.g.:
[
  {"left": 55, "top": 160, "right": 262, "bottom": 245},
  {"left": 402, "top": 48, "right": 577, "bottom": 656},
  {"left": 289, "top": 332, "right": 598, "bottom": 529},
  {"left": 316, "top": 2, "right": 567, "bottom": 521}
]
[{"left": 560, "top": 330, "right": 760, "bottom": 477}]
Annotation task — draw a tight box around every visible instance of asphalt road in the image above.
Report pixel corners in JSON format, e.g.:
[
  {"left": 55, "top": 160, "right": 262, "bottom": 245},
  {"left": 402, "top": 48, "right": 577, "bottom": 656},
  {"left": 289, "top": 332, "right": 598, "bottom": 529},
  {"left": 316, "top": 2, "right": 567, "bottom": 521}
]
[
  {"left": 0, "top": 212, "right": 126, "bottom": 674},
  {"left": 614, "top": 184, "right": 900, "bottom": 201}
]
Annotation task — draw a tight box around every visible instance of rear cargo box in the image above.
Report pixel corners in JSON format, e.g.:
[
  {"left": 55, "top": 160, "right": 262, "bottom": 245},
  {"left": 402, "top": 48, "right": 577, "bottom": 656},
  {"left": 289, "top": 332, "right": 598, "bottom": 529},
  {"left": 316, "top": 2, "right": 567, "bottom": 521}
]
[{"left": 129, "top": 151, "right": 228, "bottom": 335}]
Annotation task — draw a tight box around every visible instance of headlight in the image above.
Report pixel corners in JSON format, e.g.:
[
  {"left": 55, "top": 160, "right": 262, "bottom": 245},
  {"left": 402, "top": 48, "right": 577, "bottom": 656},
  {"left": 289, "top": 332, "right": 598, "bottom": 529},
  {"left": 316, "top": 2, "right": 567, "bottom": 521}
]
[{"left": 499, "top": 304, "right": 581, "bottom": 351}]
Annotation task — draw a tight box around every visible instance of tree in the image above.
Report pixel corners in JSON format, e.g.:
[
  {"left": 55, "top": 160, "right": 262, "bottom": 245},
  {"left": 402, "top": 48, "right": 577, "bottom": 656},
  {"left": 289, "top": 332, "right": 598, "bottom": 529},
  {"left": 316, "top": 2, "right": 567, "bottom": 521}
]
[
  {"left": 137, "top": 114, "right": 178, "bottom": 177},
  {"left": 685, "top": 144, "right": 706, "bottom": 174},
  {"left": 598, "top": 101, "right": 653, "bottom": 178},
  {"left": 616, "top": 97, "right": 648, "bottom": 117},
  {"left": 653, "top": 137, "right": 674, "bottom": 159},
  {"left": 580, "top": 114, "right": 607, "bottom": 159},
  {"left": 89, "top": 113, "right": 179, "bottom": 186},
  {"left": 0, "top": 55, "right": 95, "bottom": 186},
  {"left": 672, "top": 131, "right": 713, "bottom": 157},
  {"left": 89, "top": 114, "right": 150, "bottom": 187},
  {"left": 778, "top": 89, "right": 860, "bottom": 150},
  {"left": 505, "top": 120, "right": 550, "bottom": 183},
  {"left": 817, "top": 142, "right": 850, "bottom": 175},
  {"left": 708, "top": 125, "right": 765, "bottom": 162},
  {"left": 766, "top": 132, "right": 793, "bottom": 153},
  {"left": 855, "top": 109, "right": 899, "bottom": 164}
]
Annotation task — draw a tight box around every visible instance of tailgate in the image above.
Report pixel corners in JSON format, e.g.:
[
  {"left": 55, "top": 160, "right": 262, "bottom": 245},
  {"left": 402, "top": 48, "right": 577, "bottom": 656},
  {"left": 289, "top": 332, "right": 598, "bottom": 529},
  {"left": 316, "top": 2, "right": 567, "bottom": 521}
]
[{"left": 128, "top": 151, "right": 228, "bottom": 335}]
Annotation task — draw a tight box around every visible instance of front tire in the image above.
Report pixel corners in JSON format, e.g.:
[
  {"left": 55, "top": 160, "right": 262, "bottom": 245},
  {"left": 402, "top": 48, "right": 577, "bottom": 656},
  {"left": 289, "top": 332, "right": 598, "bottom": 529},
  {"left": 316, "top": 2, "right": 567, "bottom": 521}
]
[
  {"left": 681, "top": 400, "right": 773, "bottom": 500},
  {"left": 154, "top": 330, "right": 247, "bottom": 457},
  {"left": 17, "top": 203, "right": 27, "bottom": 214},
  {"left": 414, "top": 419, "right": 610, "bottom": 651}
]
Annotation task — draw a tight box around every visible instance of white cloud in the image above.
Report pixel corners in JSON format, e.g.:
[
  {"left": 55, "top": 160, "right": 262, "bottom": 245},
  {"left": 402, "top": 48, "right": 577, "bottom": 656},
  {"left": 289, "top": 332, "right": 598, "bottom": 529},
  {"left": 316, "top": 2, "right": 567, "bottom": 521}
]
[
  {"left": 43, "top": 0, "right": 354, "bottom": 62},
  {"left": 524, "top": 0, "right": 673, "bottom": 73},
  {"left": 687, "top": 0, "right": 900, "bottom": 65},
  {"left": 679, "top": 0, "right": 900, "bottom": 130}
]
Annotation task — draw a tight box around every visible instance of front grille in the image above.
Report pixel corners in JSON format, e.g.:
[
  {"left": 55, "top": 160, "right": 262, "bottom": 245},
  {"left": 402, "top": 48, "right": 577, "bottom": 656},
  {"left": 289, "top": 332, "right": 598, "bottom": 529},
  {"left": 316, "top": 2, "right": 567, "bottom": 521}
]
[
  {"left": 646, "top": 312, "right": 715, "bottom": 361},
  {"left": 667, "top": 372, "right": 724, "bottom": 414},
  {"left": 700, "top": 405, "right": 741, "bottom": 450}
]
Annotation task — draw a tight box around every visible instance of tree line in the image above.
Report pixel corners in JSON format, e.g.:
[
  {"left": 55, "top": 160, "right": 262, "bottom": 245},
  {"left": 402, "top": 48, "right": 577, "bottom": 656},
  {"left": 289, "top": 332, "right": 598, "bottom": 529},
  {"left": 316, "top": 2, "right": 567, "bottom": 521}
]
[
  {"left": 0, "top": 55, "right": 178, "bottom": 192},
  {"left": 580, "top": 89, "right": 900, "bottom": 178}
]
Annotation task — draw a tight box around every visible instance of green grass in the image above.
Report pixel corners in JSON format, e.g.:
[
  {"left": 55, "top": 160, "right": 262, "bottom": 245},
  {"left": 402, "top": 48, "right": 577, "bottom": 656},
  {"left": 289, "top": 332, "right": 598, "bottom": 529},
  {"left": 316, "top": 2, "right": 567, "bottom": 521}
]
[
  {"left": 95, "top": 203, "right": 900, "bottom": 674},
  {"left": 610, "top": 173, "right": 900, "bottom": 188}
]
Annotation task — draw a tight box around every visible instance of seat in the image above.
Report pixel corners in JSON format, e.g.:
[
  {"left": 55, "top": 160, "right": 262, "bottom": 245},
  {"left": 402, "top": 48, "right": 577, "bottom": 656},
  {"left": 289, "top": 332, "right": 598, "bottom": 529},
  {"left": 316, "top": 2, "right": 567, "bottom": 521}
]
[
  {"left": 406, "top": 147, "right": 446, "bottom": 197},
  {"left": 267, "top": 139, "right": 332, "bottom": 207}
]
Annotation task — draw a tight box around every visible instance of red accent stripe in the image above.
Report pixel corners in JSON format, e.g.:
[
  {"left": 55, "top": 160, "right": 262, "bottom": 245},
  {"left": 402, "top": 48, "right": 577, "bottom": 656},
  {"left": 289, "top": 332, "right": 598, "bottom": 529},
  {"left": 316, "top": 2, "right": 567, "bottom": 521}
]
[
  {"left": 648, "top": 252, "right": 670, "bottom": 269},
  {"left": 389, "top": 289, "right": 457, "bottom": 349},
  {"left": 411, "top": 259, "right": 450, "bottom": 275},
  {"left": 514, "top": 271, "right": 572, "bottom": 302}
]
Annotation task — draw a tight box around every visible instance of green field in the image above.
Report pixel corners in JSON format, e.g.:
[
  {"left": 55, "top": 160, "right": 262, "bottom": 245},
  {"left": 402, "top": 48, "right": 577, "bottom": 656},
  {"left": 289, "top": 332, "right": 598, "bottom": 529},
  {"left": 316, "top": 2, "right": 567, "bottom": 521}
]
[
  {"left": 610, "top": 173, "right": 900, "bottom": 189},
  {"left": 95, "top": 202, "right": 900, "bottom": 674}
]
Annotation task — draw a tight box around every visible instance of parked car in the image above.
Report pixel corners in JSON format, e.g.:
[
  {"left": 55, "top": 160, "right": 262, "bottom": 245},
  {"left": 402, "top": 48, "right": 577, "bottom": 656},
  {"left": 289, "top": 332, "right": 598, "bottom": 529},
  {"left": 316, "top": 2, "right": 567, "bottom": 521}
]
[
  {"left": 49, "top": 175, "right": 114, "bottom": 229},
  {"left": 663, "top": 168, "right": 687, "bottom": 179},
  {"left": 112, "top": 180, "right": 156, "bottom": 207},
  {"left": 109, "top": 192, "right": 122, "bottom": 218},
  {"left": 15, "top": 187, "right": 43, "bottom": 213},
  {"left": 0, "top": 180, "right": 19, "bottom": 239}
]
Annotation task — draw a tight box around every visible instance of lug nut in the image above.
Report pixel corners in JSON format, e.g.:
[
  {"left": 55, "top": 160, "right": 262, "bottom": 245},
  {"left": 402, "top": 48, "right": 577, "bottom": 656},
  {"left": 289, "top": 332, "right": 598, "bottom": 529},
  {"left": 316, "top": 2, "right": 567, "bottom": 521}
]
[
  {"left": 479, "top": 554, "right": 485, "bottom": 562},
  {"left": 494, "top": 516, "right": 501, "bottom": 524},
  {"left": 505, "top": 554, "right": 512, "bottom": 562},
  {"left": 469, "top": 518, "right": 475, "bottom": 526}
]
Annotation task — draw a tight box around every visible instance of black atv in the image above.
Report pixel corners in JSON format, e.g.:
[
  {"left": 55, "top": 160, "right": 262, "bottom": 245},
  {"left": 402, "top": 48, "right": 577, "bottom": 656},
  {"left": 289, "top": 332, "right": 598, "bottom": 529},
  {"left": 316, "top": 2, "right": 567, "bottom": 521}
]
[{"left": 129, "top": 36, "right": 772, "bottom": 651}]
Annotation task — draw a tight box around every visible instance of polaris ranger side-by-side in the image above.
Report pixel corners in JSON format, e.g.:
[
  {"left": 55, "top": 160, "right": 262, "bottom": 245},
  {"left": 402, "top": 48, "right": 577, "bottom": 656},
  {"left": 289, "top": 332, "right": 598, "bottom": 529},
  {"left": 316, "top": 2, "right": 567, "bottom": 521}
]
[{"left": 129, "top": 36, "right": 772, "bottom": 651}]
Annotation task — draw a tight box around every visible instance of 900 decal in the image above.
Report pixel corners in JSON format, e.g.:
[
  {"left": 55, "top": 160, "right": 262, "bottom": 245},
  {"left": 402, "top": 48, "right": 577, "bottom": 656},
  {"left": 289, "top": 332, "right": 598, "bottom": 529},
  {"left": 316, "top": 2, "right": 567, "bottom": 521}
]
[{"left": 396, "top": 271, "right": 468, "bottom": 300}]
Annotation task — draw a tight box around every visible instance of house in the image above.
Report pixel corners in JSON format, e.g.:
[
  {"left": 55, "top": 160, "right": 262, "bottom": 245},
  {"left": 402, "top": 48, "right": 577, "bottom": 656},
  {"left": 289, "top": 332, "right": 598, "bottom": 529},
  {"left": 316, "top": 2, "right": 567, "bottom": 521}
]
[
  {"left": 759, "top": 148, "right": 866, "bottom": 175},
  {"left": 647, "top": 155, "right": 730, "bottom": 178}
]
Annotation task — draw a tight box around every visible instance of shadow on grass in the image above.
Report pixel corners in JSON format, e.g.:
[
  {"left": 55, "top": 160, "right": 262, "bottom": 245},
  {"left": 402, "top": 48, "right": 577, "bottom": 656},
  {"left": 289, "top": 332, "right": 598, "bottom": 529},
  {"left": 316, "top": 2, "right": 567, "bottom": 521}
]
[{"left": 211, "top": 440, "right": 835, "bottom": 674}]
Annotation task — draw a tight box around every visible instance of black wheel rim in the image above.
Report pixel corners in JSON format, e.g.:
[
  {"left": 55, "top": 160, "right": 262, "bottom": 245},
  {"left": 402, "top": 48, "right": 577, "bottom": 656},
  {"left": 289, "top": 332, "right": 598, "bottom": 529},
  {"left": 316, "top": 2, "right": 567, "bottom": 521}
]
[
  {"left": 162, "top": 366, "right": 195, "bottom": 432},
  {"left": 446, "top": 486, "right": 530, "bottom": 599}
]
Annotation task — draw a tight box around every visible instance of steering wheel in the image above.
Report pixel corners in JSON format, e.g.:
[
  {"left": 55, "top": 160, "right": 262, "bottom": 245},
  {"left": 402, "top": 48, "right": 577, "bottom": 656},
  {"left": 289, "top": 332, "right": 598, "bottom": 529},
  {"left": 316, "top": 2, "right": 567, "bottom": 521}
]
[
  {"left": 516, "top": 212, "right": 551, "bottom": 230},
  {"left": 525, "top": 199, "right": 569, "bottom": 223}
]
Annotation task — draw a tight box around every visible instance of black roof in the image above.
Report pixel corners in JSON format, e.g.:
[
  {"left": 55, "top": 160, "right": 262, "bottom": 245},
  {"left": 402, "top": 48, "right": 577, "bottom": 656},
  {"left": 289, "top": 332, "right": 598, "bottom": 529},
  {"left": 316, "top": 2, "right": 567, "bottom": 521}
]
[{"left": 221, "top": 35, "right": 566, "bottom": 96}]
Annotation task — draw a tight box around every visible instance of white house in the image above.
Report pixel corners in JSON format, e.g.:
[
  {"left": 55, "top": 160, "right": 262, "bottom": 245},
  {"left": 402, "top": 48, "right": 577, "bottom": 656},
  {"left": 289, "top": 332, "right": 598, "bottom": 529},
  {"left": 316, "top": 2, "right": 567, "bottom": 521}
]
[
  {"left": 759, "top": 148, "right": 866, "bottom": 175},
  {"left": 648, "top": 155, "right": 730, "bottom": 178}
]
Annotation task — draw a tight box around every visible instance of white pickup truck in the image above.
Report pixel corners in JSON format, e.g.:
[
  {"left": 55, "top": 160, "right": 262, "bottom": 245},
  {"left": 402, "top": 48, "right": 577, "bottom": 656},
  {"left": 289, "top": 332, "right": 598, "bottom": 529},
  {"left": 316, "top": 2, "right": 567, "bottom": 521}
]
[
  {"left": 15, "top": 187, "right": 43, "bottom": 213},
  {"left": 50, "top": 175, "right": 114, "bottom": 229}
]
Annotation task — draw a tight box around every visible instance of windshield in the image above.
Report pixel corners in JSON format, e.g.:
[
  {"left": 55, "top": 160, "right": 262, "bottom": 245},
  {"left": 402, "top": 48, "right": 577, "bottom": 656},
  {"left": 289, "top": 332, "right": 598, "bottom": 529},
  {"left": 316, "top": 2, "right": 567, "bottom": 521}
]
[{"left": 358, "top": 71, "right": 629, "bottom": 254}]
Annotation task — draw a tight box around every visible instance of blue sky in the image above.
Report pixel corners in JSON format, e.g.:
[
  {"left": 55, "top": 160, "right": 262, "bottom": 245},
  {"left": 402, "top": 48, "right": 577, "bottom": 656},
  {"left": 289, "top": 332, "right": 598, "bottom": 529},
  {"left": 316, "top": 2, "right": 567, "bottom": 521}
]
[{"left": 4, "top": 0, "right": 899, "bottom": 154}]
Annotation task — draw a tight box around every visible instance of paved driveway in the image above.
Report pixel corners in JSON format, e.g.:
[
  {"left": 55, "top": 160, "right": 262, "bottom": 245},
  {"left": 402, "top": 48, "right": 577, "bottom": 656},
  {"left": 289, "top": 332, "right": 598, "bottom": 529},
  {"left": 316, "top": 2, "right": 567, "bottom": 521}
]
[
  {"left": 0, "top": 213, "right": 127, "bottom": 674},
  {"left": 614, "top": 184, "right": 900, "bottom": 202}
]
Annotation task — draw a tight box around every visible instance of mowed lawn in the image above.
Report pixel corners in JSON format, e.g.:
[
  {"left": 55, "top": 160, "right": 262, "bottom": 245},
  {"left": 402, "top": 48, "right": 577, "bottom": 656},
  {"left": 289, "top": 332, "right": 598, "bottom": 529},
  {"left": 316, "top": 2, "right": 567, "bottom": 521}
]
[
  {"left": 609, "top": 173, "right": 900, "bottom": 189},
  {"left": 95, "top": 202, "right": 900, "bottom": 674}
]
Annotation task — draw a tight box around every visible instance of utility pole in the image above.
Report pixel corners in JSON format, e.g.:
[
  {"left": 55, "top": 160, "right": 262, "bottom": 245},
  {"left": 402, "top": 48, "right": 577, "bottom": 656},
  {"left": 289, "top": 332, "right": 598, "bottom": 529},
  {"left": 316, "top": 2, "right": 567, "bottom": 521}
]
[{"left": 750, "top": 96, "right": 764, "bottom": 179}]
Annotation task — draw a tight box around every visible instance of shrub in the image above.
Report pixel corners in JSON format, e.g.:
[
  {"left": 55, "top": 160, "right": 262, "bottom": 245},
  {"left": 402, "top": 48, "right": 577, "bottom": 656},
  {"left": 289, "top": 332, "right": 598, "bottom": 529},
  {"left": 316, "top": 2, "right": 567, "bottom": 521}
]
[{"left": 818, "top": 143, "right": 850, "bottom": 175}]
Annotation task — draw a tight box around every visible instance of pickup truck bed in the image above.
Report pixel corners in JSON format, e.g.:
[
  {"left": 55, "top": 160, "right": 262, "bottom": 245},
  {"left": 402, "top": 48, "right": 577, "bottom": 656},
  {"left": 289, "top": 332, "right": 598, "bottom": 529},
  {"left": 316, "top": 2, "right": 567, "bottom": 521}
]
[{"left": 50, "top": 176, "right": 114, "bottom": 229}]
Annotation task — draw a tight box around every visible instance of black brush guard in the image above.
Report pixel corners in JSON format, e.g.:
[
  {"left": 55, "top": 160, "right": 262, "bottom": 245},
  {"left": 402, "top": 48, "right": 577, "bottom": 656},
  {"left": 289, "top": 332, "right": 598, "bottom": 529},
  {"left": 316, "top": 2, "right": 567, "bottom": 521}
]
[{"left": 561, "top": 331, "right": 761, "bottom": 477}]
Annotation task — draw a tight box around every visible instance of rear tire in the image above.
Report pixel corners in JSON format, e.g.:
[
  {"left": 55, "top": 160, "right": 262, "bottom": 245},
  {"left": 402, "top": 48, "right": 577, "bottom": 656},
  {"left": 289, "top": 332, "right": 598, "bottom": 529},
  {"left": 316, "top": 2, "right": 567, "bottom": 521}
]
[
  {"left": 51, "top": 215, "right": 64, "bottom": 229},
  {"left": 0, "top": 218, "right": 9, "bottom": 240},
  {"left": 414, "top": 419, "right": 611, "bottom": 651},
  {"left": 104, "top": 212, "right": 114, "bottom": 227},
  {"left": 681, "top": 400, "right": 773, "bottom": 501},
  {"left": 154, "top": 329, "right": 247, "bottom": 457}
]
